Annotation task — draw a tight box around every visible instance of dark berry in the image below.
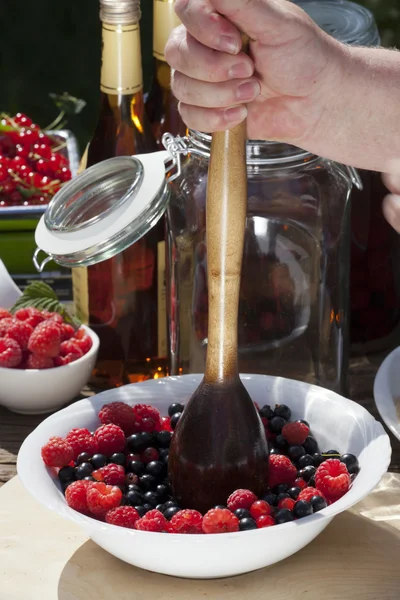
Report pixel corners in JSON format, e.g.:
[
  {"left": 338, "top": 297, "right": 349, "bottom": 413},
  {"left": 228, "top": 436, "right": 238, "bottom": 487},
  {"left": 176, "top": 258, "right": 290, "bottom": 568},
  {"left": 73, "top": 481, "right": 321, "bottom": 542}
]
[
  {"left": 155, "top": 431, "right": 172, "bottom": 448},
  {"left": 58, "top": 466, "right": 75, "bottom": 483},
  {"left": 259, "top": 405, "right": 274, "bottom": 420},
  {"left": 293, "top": 500, "right": 313, "bottom": 519},
  {"left": 288, "top": 445, "right": 306, "bottom": 463},
  {"left": 90, "top": 454, "right": 108, "bottom": 469},
  {"left": 297, "top": 454, "right": 314, "bottom": 469},
  {"left": 109, "top": 452, "right": 126, "bottom": 466},
  {"left": 312, "top": 453, "right": 325, "bottom": 467},
  {"left": 288, "top": 486, "right": 301, "bottom": 500},
  {"left": 269, "top": 416, "right": 286, "bottom": 434},
  {"left": 125, "top": 473, "right": 139, "bottom": 486},
  {"left": 269, "top": 447, "right": 281, "bottom": 455},
  {"left": 128, "top": 460, "right": 145, "bottom": 475},
  {"left": 274, "top": 404, "right": 291, "bottom": 421},
  {"left": 311, "top": 495, "right": 328, "bottom": 512},
  {"left": 61, "top": 481, "right": 72, "bottom": 493},
  {"left": 276, "top": 492, "right": 290, "bottom": 503},
  {"left": 296, "top": 419, "right": 310, "bottom": 428},
  {"left": 127, "top": 483, "right": 141, "bottom": 492},
  {"left": 234, "top": 508, "right": 251, "bottom": 519},
  {"left": 143, "top": 503, "right": 153, "bottom": 512},
  {"left": 127, "top": 432, "right": 152, "bottom": 453},
  {"left": 168, "top": 402, "right": 184, "bottom": 417},
  {"left": 156, "top": 484, "right": 169, "bottom": 501},
  {"left": 298, "top": 465, "right": 316, "bottom": 483},
  {"left": 214, "top": 505, "right": 227, "bottom": 510},
  {"left": 273, "top": 483, "right": 289, "bottom": 495},
  {"left": 143, "top": 490, "right": 161, "bottom": 507},
  {"left": 261, "top": 492, "right": 277, "bottom": 506},
  {"left": 324, "top": 449, "right": 341, "bottom": 458},
  {"left": 274, "top": 509, "right": 294, "bottom": 524},
  {"left": 303, "top": 436, "right": 319, "bottom": 455},
  {"left": 145, "top": 460, "right": 165, "bottom": 478},
  {"left": 139, "top": 474, "right": 157, "bottom": 491},
  {"left": 76, "top": 452, "right": 91, "bottom": 465},
  {"left": 170, "top": 412, "right": 182, "bottom": 430},
  {"left": 141, "top": 447, "right": 159, "bottom": 463},
  {"left": 156, "top": 503, "right": 165, "bottom": 512},
  {"left": 164, "top": 506, "right": 181, "bottom": 520},
  {"left": 159, "top": 448, "right": 169, "bottom": 463},
  {"left": 275, "top": 434, "right": 289, "bottom": 453},
  {"left": 84, "top": 476, "right": 96, "bottom": 482},
  {"left": 308, "top": 476, "right": 316, "bottom": 487},
  {"left": 125, "top": 489, "right": 144, "bottom": 506},
  {"left": 135, "top": 505, "right": 148, "bottom": 517},
  {"left": 163, "top": 499, "right": 179, "bottom": 510},
  {"left": 75, "top": 462, "right": 94, "bottom": 479},
  {"left": 239, "top": 517, "right": 257, "bottom": 531},
  {"left": 340, "top": 453, "right": 360, "bottom": 475}
]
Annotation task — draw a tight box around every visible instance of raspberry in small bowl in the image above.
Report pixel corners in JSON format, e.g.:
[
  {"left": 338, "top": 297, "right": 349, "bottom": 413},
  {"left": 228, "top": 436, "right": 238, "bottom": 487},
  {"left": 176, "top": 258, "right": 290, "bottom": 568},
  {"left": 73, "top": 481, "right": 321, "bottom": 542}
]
[{"left": 0, "top": 309, "right": 99, "bottom": 414}]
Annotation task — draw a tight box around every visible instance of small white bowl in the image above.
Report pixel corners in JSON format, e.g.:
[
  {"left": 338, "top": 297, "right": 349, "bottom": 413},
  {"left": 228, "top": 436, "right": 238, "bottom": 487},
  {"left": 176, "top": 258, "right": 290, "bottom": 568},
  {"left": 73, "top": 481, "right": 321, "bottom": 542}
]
[
  {"left": 17, "top": 374, "right": 390, "bottom": 579},
  {"left": 0, "top": 325, "right": 99, "bottom": 415},
  {"left": 374, "top": 347, "right": 400, "bottom": 441}
]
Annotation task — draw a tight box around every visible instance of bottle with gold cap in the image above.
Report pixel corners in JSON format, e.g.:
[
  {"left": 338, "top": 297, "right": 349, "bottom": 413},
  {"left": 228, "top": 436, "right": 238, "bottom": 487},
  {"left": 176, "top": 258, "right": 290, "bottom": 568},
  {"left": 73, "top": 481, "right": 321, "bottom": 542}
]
[
  {"left": 72, "top": 0, "right": 168, "bottom": 388},
  {"left": 146, "top": 0, "right": 186, "bottom": 146}
]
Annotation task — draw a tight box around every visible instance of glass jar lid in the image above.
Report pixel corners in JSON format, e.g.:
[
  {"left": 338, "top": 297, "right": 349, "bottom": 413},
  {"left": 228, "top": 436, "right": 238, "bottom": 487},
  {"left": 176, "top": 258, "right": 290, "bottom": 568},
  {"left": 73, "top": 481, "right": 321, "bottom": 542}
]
[
  {"left": 34, "top": 151, "right": 170, "bottom": 270},
  {"left": 295, "top": 0, "right": 380, "bottom": 47}
]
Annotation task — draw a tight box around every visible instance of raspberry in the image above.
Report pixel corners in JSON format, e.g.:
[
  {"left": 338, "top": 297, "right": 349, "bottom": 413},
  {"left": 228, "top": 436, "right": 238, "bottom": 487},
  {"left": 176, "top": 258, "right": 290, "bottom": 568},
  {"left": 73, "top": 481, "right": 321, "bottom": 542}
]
[
  {"left": 41, "top": 436, "right": 74, "bottom": 467},
  {"left": 135, "top": 509, "right": 169, "bottom": 532},
  {"left": 281, "top": 421, "right": 310, "bottom": 446},
  {"left": 60, "top": 340, "right": 83, "bottom": 358},
  {"left": 99, "top": 402, "right": 137, "bottom": 435},
  {"left": 278, "top": 497, "right": 296, "bottom": 510},
  {"left": 60, "top": 323, "right": 75, "bottom": 341},
  {"left": 170, "top": 510, "right": 203, "bottom": 534},
  {"left": 86, "top": 482, "right": 123, "bottom": 518},
  {"left": 268, "top": 454, "right": 297, "bottom": 489},
  {"left": 73, "top": 328, "right": 93, "bottom": 354},
  {"left": 0, "top": 308, "right": 12, "bottom": 320},
  {"left": 26, "top": 353, "right": 54, "bottom": 369},
  {"left": 94, "top": 424, "right": 126, "bottom": 456},
  {"left": 132, "top": 404, "right": 162, "bottom": 432},
  {"left": 202, "top": 508, "right": 239, "bottom": 534},
  {"left": 256, "top": 515, "right": 276, "bottom": 528},
  {"left": 99, "top": 463, "right": 125, "bottom": 486},
  {"left": 15, "top": 307, "right": 45, "bottom": 329},
  {"left": 65, "top": 428, "right": 99, "bottom": 460},
  {"left": 105, "top": 506, "right": 140, "bottom": 529},
  {"left": 65, "top": 480, "right": 92, "bottom": 514},
  {"left": 0, "top": 337, "right": 22, "bottom": 368},
  {"left": 298, "top": 487, "right": 326, "bottom": 503},
  {"left": 0, "top": 318, "right": 13, "bottom": 337},
  {"left": 227, "top": 489, "right": 258, "bottom": 512},
  {"left": 47, "top": 312, "right": 64, "bottom": 324},
  {"left": 161, "top": 416, "right": 172, "bottom": 432},
  {"left": 249, "top": 500, "right": 273, "bottom": 519},
  {"left": 315, "top": 459, "right": 351, "bottom": 503},
  {"left": 54, "top": 350, "right": 82, "bottom": 366},
  {"left": 6, "top": 319, "right": 33, "bottom": 350},
  {"left": 28, "top": 320, "right": 61, "bottom": 357}
]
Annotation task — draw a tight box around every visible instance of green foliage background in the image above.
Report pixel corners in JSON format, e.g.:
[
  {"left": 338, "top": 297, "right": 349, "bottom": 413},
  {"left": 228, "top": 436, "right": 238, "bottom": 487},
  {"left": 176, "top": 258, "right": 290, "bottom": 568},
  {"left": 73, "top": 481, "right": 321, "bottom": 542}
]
[{"left": 0, "top": 0, "right": 399, "bottom": 153}]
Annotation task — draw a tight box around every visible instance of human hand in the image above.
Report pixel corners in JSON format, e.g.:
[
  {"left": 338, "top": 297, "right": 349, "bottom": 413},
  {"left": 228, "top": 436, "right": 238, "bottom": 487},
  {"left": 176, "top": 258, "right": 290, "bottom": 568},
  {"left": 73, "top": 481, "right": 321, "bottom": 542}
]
[
  {"left": 383, "top": 165, "right": 400, "bottom": 233},
  {"left": 165, "top": 0, "right": 347, "bottom": 146}
]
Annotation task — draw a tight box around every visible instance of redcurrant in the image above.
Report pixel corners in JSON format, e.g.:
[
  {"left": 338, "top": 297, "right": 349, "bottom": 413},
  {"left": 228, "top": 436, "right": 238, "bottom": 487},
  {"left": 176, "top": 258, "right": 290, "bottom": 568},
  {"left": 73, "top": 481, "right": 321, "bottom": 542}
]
[{"left": 14, "top": 113, "right": 33, "bottom": 127}]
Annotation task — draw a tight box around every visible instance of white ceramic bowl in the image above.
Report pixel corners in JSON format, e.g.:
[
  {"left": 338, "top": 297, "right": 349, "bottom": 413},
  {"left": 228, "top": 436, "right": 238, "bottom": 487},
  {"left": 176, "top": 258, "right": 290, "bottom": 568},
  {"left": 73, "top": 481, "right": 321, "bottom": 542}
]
[
  {"left": 17, "top": 374, "right": 390, "bottom": 579},
  {"left": 0, "top": 325, "right": 99, "bottom": 415},
  {"left": 374, "top": 346, "right": 400, "bottom": 441}
]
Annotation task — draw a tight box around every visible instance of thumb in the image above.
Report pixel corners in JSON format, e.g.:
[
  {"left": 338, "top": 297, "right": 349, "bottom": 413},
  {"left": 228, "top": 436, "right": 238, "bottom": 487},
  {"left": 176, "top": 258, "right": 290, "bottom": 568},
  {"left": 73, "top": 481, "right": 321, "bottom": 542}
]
[{"left": 382, "top": 160, "right": 400, "bottom": 233}]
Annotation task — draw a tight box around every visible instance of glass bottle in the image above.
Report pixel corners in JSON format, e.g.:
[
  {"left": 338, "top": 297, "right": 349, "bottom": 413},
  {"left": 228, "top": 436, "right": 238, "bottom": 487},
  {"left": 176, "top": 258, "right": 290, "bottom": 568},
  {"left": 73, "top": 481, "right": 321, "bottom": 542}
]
[
  {"left": 72, "top": 0, "right": 168, "bottom": 388},
  {"left": 145, "top": 0, "right": 187, "bottom": 146}
]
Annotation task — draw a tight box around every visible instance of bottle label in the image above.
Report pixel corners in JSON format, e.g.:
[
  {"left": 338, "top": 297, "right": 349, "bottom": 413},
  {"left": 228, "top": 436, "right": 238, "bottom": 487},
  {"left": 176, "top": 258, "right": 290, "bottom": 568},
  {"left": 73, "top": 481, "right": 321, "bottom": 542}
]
[
  {"left": 153, "top": 0, "right": 181, "bottom": 61},
  {"left": 101, "top": 24, "right": 143, "bottom": 94},
  {"left": 157, "top": 240, "right": 167, "bottom": 358},
  {"left": 72, "top": 267, "right": 90, "bottom": 325}
]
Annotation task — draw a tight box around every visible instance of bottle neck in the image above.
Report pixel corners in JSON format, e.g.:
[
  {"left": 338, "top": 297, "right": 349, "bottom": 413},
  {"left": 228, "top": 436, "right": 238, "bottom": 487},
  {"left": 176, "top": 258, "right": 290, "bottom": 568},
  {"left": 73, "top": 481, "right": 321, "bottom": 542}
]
[
  {"left": 153, "top": 0, "right": 180, "bottom": 62},
  {"left": 100, "top": 21, "right": 143, "bottom": 96}
]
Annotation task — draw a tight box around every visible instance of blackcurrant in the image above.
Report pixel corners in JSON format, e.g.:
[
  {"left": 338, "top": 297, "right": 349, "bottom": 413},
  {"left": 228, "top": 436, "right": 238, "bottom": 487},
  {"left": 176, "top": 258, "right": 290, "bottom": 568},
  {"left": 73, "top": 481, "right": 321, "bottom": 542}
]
[
  {"left": 274, "top": 509, "right": 294, "bottom": 524},
  {"left": 303, "top": 436, "right": 319, "bottom": 455},
  {"left": 311, "top": 495, "right": 328, "bottom": 512},
  {"left": 143, "top": 491, "right": 161, "bottom": 507},
  {"left": 261, "top": 492, "right": 277, "bottom": 506},
  {"left": 297, "top": 454, "right": 315, "bottom": 469},
  {"left": 128, "top": 460, "right": 145, "bottom": 476},
  {"left": 164, "top": 506, "right": 181, "bottom": 520},
  {"left": 293, "top": 500, "right": 313, "bottom": 519},
  {"left": 135, "top": 506, "right": 147, "bottom": 517},
  {"left": 156, "top": 484, "right": 169, "bottom": 501},
  {"left": 58, "top": 466, "right": 75, "bottom": 483},
  {"left": 109, "top": 453, "right": 126, "bottom": 466},
  {"left": 273, "top": 483, "right": 289, "bottom": 495},
  {"left": 234, "top": 508, "right": 251, "bottom": 519},
  {"left": 287, "top": 486, "right": 301, "bottom": 500},
  {"left": 163, "top": 499, "right": 179, "bottom": 510},
  {"left": 340, "top": 453, "right": 360, "bottom": 475},
  {"left": 75, "top": 462, "right": 94, "bottom": 479},
  {"left": 288, "top": 445, "right": 306, "bottom": 463},
  {"left": 90, "top": 454, "right": 108, "bottom": 469},
  {"left": 139, "top": 474, "right": 157, "bottom": 491},
  {"left": 273, "top": 404, "right": 291, "bottom": 421},
  {"left": 298, "top": 465, "right": 316, "bottom": 483},
  {"left": 269, "top": 416, "right": 286, "bottom": 434},
  {"left": 145, "top": 461, "right": 165, "bottom": 478},
  {"left": 159, "top": 448, "right": 169, "bottom": 463},
  {"left": 239, "top": 518, "right": 257, "bottom": 531},
  {"left": 76, "top": 452, "right": 91, "bottom": 465},
  {"left": 259, "top": 405, "right": 274, "bottom": 420},
  {"left": 168, "top": 402, "right": 184, "bottom": 417},
  {"left": 275, "top": 434, "right": 289, "bottom": 453},
  {"left": 125, "top": 489, "right": 144, "bottom": 506},
  {"left": 155, "top": 431, "right": 172, "bottom": 448},
  {"left": 170, "top": 412, "right": 182, "bottom": 430}
]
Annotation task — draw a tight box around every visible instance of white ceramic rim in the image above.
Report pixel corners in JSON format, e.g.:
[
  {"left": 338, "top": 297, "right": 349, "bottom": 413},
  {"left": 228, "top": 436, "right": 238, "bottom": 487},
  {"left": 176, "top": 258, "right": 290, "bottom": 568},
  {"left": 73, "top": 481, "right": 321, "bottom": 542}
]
[{"left": 374, "top": 346, "right": 400, "bottom": 441}]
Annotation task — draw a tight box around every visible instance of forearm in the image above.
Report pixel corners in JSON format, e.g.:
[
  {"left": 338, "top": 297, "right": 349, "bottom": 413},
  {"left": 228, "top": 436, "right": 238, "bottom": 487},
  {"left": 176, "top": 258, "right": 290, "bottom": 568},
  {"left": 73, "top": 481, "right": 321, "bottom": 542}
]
[{"left": 307, "top": 46, "right": 400, "bottom": 172}]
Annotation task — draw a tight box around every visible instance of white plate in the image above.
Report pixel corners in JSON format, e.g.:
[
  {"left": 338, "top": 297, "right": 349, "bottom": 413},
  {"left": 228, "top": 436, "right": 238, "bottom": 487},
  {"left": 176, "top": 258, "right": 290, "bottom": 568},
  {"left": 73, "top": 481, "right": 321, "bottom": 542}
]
[{"left": 374, "top": 347, "right": 400, "bottom": 441}]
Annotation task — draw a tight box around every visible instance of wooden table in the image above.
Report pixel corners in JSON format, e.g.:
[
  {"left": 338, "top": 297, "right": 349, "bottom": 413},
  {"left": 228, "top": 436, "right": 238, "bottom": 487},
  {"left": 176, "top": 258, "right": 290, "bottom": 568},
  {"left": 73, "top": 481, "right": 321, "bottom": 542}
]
[
  {"left": 1, "top": 353, "right": 400, "bottom": 486},
  {"left": 1, "top": 473, "right": 400, "bottom": 598}
]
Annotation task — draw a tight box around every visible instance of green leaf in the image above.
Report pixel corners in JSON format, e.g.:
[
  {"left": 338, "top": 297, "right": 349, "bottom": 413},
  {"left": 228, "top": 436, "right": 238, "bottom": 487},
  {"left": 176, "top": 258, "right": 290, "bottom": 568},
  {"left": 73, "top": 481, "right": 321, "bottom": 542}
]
[{"left": 49, "top": 92, "right": 87, "bottom": 116}]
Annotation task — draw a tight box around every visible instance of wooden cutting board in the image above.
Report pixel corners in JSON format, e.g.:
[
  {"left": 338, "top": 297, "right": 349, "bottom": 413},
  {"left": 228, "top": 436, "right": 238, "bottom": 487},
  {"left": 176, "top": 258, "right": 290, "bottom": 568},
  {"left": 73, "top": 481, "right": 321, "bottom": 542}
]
[{"left": 1, "top": 474, "right": 400, "bottom": 600}]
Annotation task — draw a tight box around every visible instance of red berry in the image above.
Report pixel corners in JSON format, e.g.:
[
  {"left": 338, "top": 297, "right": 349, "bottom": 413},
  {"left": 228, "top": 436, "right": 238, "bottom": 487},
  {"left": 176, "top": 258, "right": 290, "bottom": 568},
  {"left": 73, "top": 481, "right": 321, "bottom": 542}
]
[
  {"left": 54, "top": 351, "right": 82, "bottom": 366},
  {"left": 132, "top": 404, "right": 162, "bottom": 432},
  {"left": 28, "top": 320, "right": 61, "bottom": 357},
  {"left": 227, "top": 489, "right": 258, "bottom": 512},
  {"left": 98, "top": 463, "right": 125, "bottom": 486},
  {"left": 2, "top": 180, "right": 17, "bottom": 194},
  {"left": 55, "top": 166, "right": 72, "bottom": 182},
  {"left": 41, "top": 436, "right": 74, "bottom": 467},
  {"left": 14, "top": 113, "right": 33, "bottom": 127},
  {"left": 0, "top": 318, "right": 13, "bottom": 336},
  {"left": 91, "top": 470, "right": 104, "bottom": 482},
  {"left": 105, "top": 506, "right": 140, "bottom": 529},
  {"left": 315, "top": 459, "right": 351, "bottom": 504},
  {"left": 15, "top": 144, "right": 29, "bottom": 158},
  {"left": 0, "top": 337, "right": 22, "bottom": 368},
  {"left": 281, "top": 422, "right": 310, "bottom": 446},
  {"left": 32, "top": 143, "right": 52, "bottom": 159},
  {"left": 256, "top": 515, "right": 276, "bottom": 528},
  {"left": 86, "top": 482, "right": 123, "bottom": 518},
  {"left": 268, "top": 454, "right": 297, "bottom": 489},
  {"left": 202, "top": 508, "right": 239, "bottom": 534},
  {"left": 17, "top": 128, "right": 39, "bottom": 148},
  {"left": 35, "top": 158, "right": 49, "bottom": 174},
  {"left": 135, "top": 509, "right": 169, "bottom": 532},
  {"left": 60, "top": 340, "right": 83, "bottom": 358},
  {"left": 0, "top": 168, "right": 8, "bottom": 182},
  {"left": 37, "top": 132, "right": 52, "bottom": 146},
  {"left": 9, "top": 191, "right": 22, "bottom": 204},
  {"left": 298, "top": 487, "right": 327, "bottom": 503},
  {"left": 170, "top": 509, "right": 203, "bottom": 534},
  {"left": 6, "top": 319, "right": 33, "bottom": 350},
  {"left": 26, "top": 353, "right": 54, "bottom": 369},
  {"left": 140, "top": 447, "right": 159, "bottom": 464},
  {"left": 65, "top": 480, "right": 92, "bottom": 515},
  {"left": 249, "top": 500, "right": 272, "bottom": 519},
  {"left": 161, "top": 416, "right": 172, "bottom": 432},
  {"left": 65, "top": 428, "right": 99, "bottom": 461},
  {"left": 99, "top": 402, "right": 137, "bottom": 436},
  {"left": 0, "top": 309, "right": 12, "bottom": 321},
  {"left": 14, "top": 307, "right": 45, "bottom": 328},
  {"left": 294, "top": 477, "right": 307, "bottom": 490},
  {"left": 73, "top": 330, "right": 93, "bottom": 354},
  {"left": 60, "top": 323, "right": 76, "bottom": 341},
  {"left": 46, "top": 312, "right": 64, "bottom": 323},
  {"left": 94, "top": 423, "right": 126, "bottom": 456},
  {"left": 48, "top": 153, "right": 63, "bottom": 172},
  {"left": 278, "top": 497, "right": 296, "bottom": 510}
]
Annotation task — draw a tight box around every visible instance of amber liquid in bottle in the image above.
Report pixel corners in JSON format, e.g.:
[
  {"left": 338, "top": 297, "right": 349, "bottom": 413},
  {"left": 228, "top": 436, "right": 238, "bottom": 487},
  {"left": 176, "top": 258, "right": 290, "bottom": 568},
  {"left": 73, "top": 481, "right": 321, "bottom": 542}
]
[
  {"left": 145, "top": 0, "right": 187, "bottom": 145},
  {"left": 72, "top": 9, "right": 168, "bottom": 388}
]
